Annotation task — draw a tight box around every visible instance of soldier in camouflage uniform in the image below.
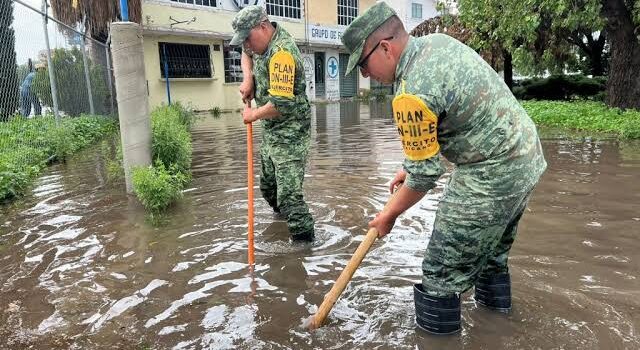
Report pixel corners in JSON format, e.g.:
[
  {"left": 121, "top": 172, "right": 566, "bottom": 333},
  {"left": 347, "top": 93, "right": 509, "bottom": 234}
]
[
  {"left": 230, "top": 6, "right": 314, "bottom": 241},
  {"left": 343, "top": 2, "right": 547, "bottom": 334}
]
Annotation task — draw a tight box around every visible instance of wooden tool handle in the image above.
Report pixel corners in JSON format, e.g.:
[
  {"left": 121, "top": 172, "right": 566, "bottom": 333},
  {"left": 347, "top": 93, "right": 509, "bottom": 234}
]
[{"left": 311, "top": 227, "right": 380, "bottom": 328}]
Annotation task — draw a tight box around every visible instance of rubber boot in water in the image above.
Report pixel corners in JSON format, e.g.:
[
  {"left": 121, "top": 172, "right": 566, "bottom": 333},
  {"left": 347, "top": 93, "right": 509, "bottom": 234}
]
[
  {"left": 474, "top": 273, "right": 511, "bottom": 312},
  {"left": 414, "top": 284, "right": 461, "bottom": 335}
]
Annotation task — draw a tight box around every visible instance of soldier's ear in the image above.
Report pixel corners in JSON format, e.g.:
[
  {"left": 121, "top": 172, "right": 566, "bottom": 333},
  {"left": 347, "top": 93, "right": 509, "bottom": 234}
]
[{"left": 381, "top": 41, "right": 393, "bottom": 58}]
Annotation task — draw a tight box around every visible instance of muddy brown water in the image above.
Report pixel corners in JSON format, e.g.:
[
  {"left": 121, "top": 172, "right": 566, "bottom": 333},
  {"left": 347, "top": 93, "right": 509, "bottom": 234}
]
[{"left": 1, "top": 102, "right": 639, "bottom": 350}]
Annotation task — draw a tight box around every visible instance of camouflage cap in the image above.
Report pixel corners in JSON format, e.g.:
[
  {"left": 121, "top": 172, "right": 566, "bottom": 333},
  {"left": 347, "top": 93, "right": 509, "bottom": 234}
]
[
  {"left": 341, "top": 2, "right": 397, "bottom": 75},
  {"left": 230, "top": 5, "right": 268, "bottom": 46}
]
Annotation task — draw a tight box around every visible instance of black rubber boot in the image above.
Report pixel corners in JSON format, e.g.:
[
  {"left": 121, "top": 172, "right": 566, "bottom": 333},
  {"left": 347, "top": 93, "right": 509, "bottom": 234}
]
[
  {"left": 291, "top": 231, "right": 314, "bottom": 242},
  {"left": 414, "top": 284, "right": 461, "bottom": 335},
  {"left": 474, "top": 273, "right": 511, "bottom": 313},
  {"left": 273, "top": 207, "right": 287, "bottom": 220}
]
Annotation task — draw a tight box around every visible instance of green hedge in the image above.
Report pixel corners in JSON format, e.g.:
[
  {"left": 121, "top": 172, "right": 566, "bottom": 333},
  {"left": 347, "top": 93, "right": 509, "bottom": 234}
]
[
  {"left": 0, "top": 115, "right": 116, "bottom": 201},
  {"left": 132, "top": 103, "right": 193, "bottom": 213},
  {"left": 514, "top": 74, "right": 606, "bottom": 101},
  {"left": 522, "top": 100, "right": 640, "bottom": 139}
]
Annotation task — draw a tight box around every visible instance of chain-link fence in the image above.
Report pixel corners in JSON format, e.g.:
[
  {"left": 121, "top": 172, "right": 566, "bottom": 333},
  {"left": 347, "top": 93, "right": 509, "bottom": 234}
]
[
  {"left": 1, "top": 0, "right": 115, "bottom": 122},
  {"left": 1, "top": 0, "right": 117, "bottom": 200}
]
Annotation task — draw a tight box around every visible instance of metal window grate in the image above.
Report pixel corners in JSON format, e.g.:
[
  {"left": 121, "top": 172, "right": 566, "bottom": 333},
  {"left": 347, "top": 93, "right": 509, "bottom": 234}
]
[
  {"left": 170, "top": 0, "right": 216, "bottom": 7},
  {"left": 223, "top": 41, "right": 243, "bottom": 83},
  {"left": 265, "top": 0, "right": 301, "bottom": 19},
  {"left": 338, "top": 0, "right": 358, "bottom": 26},
  {"left": 158, "top": 42, "right": 212, "bottom": 79}
]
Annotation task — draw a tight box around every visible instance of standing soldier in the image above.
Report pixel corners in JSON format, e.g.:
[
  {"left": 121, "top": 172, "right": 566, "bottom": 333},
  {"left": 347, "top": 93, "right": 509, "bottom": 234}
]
[
  {"left": 342, "top": 3, "right": 547, "bottom": 334},
  {"left": 230, "top": 5, "right": 315, "bottom": 241}
]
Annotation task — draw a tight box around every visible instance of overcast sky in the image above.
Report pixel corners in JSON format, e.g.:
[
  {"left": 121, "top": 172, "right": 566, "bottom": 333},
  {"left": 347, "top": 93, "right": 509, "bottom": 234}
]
[{"left": 11, "top": 0, "right": 80, "bottom": 65}]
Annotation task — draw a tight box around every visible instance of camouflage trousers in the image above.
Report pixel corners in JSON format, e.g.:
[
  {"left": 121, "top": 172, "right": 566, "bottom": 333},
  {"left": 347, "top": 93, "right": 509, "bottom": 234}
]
[
  {"left": 259, "top": 141, "right": 314, "bottom": 238},
  {"left": 421, "top": 172, "right": 536, "bottom": 297}
]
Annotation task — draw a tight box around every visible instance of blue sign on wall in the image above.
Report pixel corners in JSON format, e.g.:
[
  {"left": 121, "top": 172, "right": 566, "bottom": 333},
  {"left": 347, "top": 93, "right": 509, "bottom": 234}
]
[{"left": 327, "top": 56, "right": 338, "bottom": 79}]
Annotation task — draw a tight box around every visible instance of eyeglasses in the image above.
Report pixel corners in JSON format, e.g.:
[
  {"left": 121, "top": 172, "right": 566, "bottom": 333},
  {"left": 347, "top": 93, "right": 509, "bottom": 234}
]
[{"left": 357, "top": 36, "right": 394, "bottom": 68}]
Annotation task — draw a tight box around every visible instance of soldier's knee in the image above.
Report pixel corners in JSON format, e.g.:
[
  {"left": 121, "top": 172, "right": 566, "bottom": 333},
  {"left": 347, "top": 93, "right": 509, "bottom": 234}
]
[{"left": 422, "top": 255, "right": 482, "bottom": 295}]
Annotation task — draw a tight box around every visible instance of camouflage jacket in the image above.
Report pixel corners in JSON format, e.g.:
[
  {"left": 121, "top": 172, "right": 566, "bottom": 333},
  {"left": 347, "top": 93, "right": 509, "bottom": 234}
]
[
  {"left": 251, "top": 23, "right": 311, "bottom": 147},
  {"left": 396, "top": 34, "right": 547, "bottom": 195}
]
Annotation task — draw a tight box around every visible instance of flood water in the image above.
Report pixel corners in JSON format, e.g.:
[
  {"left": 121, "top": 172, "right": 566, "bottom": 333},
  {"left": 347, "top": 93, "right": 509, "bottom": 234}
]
[{"left": 1, "top": 101, "right": 639, "bottom": 350}]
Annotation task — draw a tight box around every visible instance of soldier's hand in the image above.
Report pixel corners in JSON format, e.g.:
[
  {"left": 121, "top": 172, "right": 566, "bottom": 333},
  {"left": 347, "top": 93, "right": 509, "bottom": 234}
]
[
  {"left": 389, "top": 169, "right": 407, "bottom": 194},
  {"left": 239, "top": 78, "right": 254, "bottom": 103},
  {"left": 368, "top": 211, "right": 396, "bottom": 238},
  {"left": 242, "top": 105, "right": 256, "bottom": 124}
]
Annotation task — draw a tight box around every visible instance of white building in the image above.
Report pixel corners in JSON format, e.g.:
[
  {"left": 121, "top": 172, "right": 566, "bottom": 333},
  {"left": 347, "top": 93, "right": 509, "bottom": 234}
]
[{"left": 380, "top": 0, "right": 439, "bottom": 33}]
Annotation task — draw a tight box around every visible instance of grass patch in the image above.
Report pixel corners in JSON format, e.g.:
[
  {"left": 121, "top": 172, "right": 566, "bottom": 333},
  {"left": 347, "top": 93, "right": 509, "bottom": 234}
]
[
  {"left": 132, "top": 162, "right": 187, "bottom": 213},
  {"left": 132, "top": 103, "right": 193, "bottom": 214},
  {"left": 522, "top": 100, "right": 640, "bottom": 139},
  {"left": 0, "top": 115, "right": 116, "bottom": 202}
]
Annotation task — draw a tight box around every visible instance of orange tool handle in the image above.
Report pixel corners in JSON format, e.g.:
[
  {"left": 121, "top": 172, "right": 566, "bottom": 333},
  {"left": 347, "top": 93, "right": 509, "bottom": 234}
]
[{"left": 246, "top": 103, "right": 255, "bottom": 265}]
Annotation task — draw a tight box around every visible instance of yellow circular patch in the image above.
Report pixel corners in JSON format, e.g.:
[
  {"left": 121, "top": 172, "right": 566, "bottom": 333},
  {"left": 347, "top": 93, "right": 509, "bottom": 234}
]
[
  {"left": 268, "top": 50, "right": 295, "bottom": 98},
  {"left": 391, "top": 93, "right": 440, "bottom": 160}
]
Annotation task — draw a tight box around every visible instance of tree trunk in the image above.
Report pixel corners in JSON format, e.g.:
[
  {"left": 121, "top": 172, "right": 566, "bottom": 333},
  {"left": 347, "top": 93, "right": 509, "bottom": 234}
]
[
  {"left": 502, "top": 50, "right": 513, "bottom": 91},
  {"left": 586, "top": 31, "right": 607, "bottom": 76},
  {"left": 601, "top": 0, "right": 640, "bottom": 109},
  {"left": 589, "top": 48, "right": 605, "bottom": 77}
]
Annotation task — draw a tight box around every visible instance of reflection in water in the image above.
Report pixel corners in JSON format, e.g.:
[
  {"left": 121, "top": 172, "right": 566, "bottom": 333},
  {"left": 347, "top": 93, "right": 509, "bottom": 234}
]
[{"left": 0, "top": 102, "right": 639, "bottom": 349}]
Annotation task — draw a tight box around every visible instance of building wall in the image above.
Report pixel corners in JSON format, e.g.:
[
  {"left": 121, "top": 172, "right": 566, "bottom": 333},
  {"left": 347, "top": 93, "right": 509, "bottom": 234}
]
[
  {"left": 306, "top": 0, "right": 377, "bottom": 25},
  {"left": 141, "top": 0, "right": 379, "bottom": 110},
  {"left": 382, "top": 0, "right": 438, "bottom": 32},
  {"left": 307, "top": 0, "right": 338, "bottom": 25},
  {"left": 143, "top": 34, "right": 246, "bottom": 111},
  {"left": 143, "top": 1, "right": 307, "bottom": 40}
]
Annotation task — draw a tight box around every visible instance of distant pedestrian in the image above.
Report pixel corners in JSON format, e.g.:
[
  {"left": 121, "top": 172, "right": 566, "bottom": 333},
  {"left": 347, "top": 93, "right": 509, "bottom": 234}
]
[{"left": 20, "top": 59, "right": 42, "bottom": 117}]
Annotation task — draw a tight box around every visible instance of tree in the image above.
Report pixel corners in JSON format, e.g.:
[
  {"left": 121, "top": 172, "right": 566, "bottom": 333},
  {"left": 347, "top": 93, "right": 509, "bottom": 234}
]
[
  {"left": 49, "top": 0, "right": 141, "bottom": 41},
  {"left": 600, "top": 0, "right": 640, "bottom": 109},
  {"left": 516, "top": 0, "right": 606, "bottom": 77},
  {"left": 411, "top": 16, "right": 505, "bottom": 76},
  {"left": 457, "top": 0, "right": 602, "bottom": 88},
  {"left": 459, "top": 0, "right": 640, "bottom": 109},
  {"left": 565, "top": 30, "right": 608, "bottom": 77},
  {"left": 32, "top": 48, "right": 109, "bottom": 116},
  {"left": 457, "top": 0, "right": 537, "bottom": 90},
  {"left": 0, "top": 0, "right": 19, "bottom": 121}
]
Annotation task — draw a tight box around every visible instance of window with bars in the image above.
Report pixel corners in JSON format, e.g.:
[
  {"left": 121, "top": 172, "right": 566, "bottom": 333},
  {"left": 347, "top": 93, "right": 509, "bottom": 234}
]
[
  {"left": 159, "top": 42, "right": 212, "bottom": 79},
  {"left": 411, "top": 3, "right": 423, "bottom": 19},
  {"left": 170, "top": 0, "right": 216, "bottom": 7},
  {"left": 338, "top": 0, "right": 358, "bottom": 26},
  {"left": 265, "top": 0, "right": 301, "bottom": 19},
  {"left": 223, "top": 41, "right": 244, "bottom": 83}
]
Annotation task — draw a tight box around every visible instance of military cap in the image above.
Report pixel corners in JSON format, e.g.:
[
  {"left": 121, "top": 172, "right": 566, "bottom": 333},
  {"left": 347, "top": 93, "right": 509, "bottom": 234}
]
[
  {"left": 230, "top": 5, "right": 268, "bottom": 46},
  {"left": 341, "top": 2, "right": 397, "bottom": 75}
]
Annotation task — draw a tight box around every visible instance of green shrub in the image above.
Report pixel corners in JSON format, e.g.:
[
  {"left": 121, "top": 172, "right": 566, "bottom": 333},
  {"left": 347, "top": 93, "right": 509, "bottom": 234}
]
[
  {"left": 151, "top": 104, "right": 193, "bottom": 175},
  {"left": 371, "top": 89, "right": 389, "bottom": 101},
  {"left": 132, "top": 162, "right": 186, "bottom": 213},
  {"left": 131, "top": 103, "right": 194, "bottom": 213},
  {"left": 514, "top": 74, "right": 606, "bottom": 101},
  {"left": 0, "top": 148, "right": 45, "bottom": 200}
]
